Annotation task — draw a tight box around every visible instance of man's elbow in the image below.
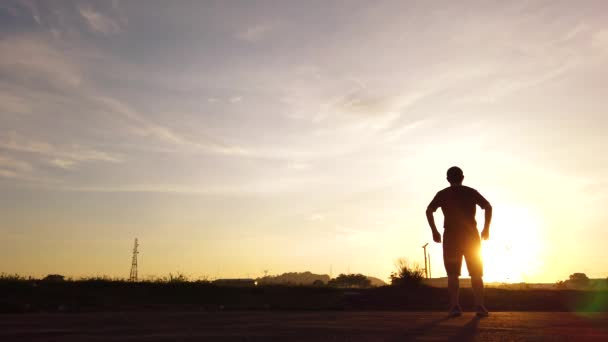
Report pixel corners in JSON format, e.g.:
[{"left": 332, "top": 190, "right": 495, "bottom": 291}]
[
  {"left": 485, "top": 204, "right": 493, "bottom": 211},
  {"left": 425, "top": 207, "right": 434, "bottom": 216}
]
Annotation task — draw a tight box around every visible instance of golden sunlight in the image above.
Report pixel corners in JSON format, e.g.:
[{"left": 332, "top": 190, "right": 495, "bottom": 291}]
[{"left": 479, "top": 205, "right": 544, "bottom": 283}]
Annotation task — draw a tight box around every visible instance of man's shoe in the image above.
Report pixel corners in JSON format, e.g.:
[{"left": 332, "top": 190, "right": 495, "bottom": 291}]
[
  {"left": 448, "top": 305, "right": 463, "bottom": 318},
  {"left": 474, "top": 305, "right": 489, "bottom": 317}
]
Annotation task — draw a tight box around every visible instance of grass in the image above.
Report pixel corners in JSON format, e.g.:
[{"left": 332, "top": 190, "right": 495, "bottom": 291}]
[{"left": 1, "top": 273, "right": 607, "bottom": 313}]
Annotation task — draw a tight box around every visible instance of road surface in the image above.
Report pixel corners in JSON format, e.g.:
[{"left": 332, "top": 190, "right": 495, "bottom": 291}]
[{"left": 1, "top": 311, "right": 607, "bottom": 341}]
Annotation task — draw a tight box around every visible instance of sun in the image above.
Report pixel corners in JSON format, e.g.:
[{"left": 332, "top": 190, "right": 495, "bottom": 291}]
[{"left": 477, "top": 205, "right": 544, "bottom": 283}]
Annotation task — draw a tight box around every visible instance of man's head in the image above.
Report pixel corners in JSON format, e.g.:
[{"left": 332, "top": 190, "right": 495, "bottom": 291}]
[{"left": 446, "top": 166, "right": 464, "bottom": 185}]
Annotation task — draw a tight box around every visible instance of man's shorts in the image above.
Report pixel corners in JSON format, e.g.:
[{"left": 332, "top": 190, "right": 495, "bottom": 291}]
[{"left": 443, "top": 228, "right": 483, "bottom": 277}]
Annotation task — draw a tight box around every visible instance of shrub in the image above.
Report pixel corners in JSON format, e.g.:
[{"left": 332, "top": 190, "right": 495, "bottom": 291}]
[
  {"left": 390, "top": 258, "right": 424, "bottom": 288},
  {"left": 328, "top": 274, "right": 371, "bottom": 288}
]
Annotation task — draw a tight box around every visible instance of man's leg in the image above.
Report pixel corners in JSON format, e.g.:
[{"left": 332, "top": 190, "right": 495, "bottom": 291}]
[
  {"left": 465, "top": 233, "right": 488, "bottom": 316},
  {"left": 471, "top": 275, "right": 484, "bottom": 306},
  {"left": 448, "top": 274, "right": 460, "bottom": 308},
  {"left": 443, "top": 233, "right": 462, "bottom": 312}
]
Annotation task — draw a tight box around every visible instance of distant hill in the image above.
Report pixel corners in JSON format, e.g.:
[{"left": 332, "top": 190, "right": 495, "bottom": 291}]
[{"left": 367, "top": 276, "right": 387, "bottom": 287}]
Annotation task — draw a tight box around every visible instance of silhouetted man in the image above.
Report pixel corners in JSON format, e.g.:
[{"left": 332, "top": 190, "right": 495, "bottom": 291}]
[{"left": 426, "top": 166, "right": 492, "bottom": 317}]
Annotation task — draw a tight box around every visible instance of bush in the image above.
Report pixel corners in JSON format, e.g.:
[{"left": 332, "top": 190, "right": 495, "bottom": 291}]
[
  {"left": 390, "top": 258, "right": 424, "bottom": 288},
  {"left": 0, "top": 273, "right": 28, "bottom": 282},
  {"left": 328, "top": 274, "right": 371, "bottom": 288}
]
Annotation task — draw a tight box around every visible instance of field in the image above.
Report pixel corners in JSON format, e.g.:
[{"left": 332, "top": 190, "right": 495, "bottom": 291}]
[{"left": 1, "top": 278, "right": 608, "bottom": 313}]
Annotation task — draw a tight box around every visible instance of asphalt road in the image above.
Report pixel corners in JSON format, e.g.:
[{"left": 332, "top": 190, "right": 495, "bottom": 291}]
[{"left": 2, "top": 311, "right": 607, "bottom": 341}]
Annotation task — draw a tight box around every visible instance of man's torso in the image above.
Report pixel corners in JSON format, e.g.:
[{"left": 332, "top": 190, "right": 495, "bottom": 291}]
[{"left": 428, "top": 185, "right": 489, "bottom": 232}]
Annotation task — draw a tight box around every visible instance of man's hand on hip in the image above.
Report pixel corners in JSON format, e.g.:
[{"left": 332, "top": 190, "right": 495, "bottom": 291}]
[
  {"left": 432, "top": 229, "right": 442, "bottom": 243},
  {"left": 481, "top": 228, "right": 490, "bottom": 240}
]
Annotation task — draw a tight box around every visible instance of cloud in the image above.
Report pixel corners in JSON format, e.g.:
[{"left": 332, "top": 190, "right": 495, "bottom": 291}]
[
  {"left": 236, "top": 24, "right": 272, "bottom": 42},
  {"left": 384, "top": 119, "right": 430, "bottom": 142},
  {"left": 0, "top": 35, "right": 82, "bottom": 89},
  {"left": 0, "top": 154, "right": 33, "bottom": 173},
  {"left": 93, "top": 96, "right": 250, "bottom": 156},
  {"left": 0, "top": 132, "right": 122, "bottom": 165},
  {"left": 49, "top": 158, "right": 76, "bottom": 170},
  {"left": 0, "top": 33, "right": 251, "bottom": 166},
  {"left": 0, "top": 154, "right": 51, "bottom": 182},
  {"left": 78, "top": 6, "right": 122, "bottom": 35}
]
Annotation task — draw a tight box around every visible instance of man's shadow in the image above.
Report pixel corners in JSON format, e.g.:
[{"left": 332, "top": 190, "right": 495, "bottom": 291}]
[
  {"left": 393, "top": 315, "right": 481, "bottom": 341},
  {"left": 448, "top": 316, "right": 481, "bottom": 342}
]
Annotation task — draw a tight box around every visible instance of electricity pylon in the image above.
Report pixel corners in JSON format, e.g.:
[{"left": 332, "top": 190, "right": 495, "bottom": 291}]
[{"left": 129, "top": 238, "right": 139, "bottom": 282}]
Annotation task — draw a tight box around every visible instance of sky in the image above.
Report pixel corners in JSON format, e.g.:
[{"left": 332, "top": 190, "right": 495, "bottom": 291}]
[{"left": 1, "top": 0, "right": 607, "bottom": 283}]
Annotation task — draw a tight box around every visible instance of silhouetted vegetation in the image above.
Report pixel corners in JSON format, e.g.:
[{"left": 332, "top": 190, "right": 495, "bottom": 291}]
[
  {"left": 390, "top": 259, "right": 424, "bottom": 288},
  {"left": 568, "top": 273, "right": 590, "bottom": 288},
  {"left": 256, "top": 271, "right": 329, "bottom": 286},
  {"left": 328, "top": 273, "right": 372, "bottom": 288},
  {"left": 1, "top": 275, "right": 607, "bottom": 313},
  {"left": 554, "top": 273, "right": 607, "bottom": 290},
  {"left": 0, "top": 273, "right": 28, "bottom": 282}
]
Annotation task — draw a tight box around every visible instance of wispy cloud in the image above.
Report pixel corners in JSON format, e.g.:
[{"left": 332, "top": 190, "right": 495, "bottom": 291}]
[
  {"left": 78, "top": 6, "right": 123, "bottom": 35},
  {"left": 92, "top": 96, "right": 250, "bottom": 157},
  {"left": 0, "top": 131, "right": 121, "bottom": 164},
  {"left": 49, "top": 158, "right": 76, "bottom": 170},
  {"left": 0, "top": 154, "right": 54, "bottom": 183},
  {"left": 0, "top": 35, "right": 82, "bottom": 89},
  {"left": 0, "top": 154, "right": 33, "bottom": 173}
]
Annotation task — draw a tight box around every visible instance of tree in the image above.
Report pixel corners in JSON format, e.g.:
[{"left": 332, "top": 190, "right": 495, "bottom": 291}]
[
  {"left": 390, "top": 258, "right": 424, "bottom": 288},
  {"left": 328, "top": 273, "right": 371, "bottom": 288},
  {"left": 568, "top": 273, "right": 590, "bottom": 288}
]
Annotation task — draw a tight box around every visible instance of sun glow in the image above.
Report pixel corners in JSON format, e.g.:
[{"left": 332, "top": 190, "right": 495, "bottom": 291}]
[{"left": 479, "top": 205, "right": 544, "bottom": 283}]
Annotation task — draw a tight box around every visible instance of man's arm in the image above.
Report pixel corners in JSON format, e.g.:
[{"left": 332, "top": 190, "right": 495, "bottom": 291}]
[
  {"left": 426, "top": 195, "right": 442, "bottom": 243},
  {"left": 481, "top": 204, "right": 492, "bottom": 240},
  {"left": 475, "top": 190, "right": 492, "bottom": 240}
]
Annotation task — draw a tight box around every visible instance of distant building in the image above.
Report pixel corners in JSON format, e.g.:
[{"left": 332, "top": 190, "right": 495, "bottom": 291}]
[{"left": 213, "top": 278, "right": 256, "bottom": 287}]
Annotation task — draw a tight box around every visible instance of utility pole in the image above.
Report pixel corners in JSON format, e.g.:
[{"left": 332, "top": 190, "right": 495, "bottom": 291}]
[
  {"left": 129, "top": 238, "right": 139, "bottom": 282},
  {"left": 428, "top": 253, "right": 432, "bottom": 278},
  {"left": 422, "top": 243, "right": 429, "bottom": 279}
]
